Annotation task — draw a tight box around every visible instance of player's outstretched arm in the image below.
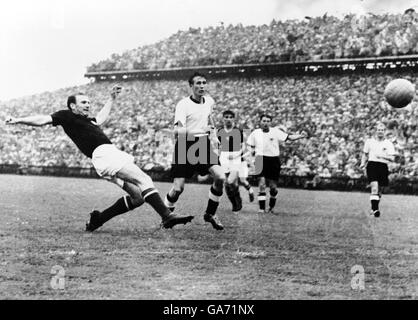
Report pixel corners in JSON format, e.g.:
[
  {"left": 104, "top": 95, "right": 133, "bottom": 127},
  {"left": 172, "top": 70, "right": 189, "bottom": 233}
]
[
  {"left": 287, "top": 131, "right": 308, "bottom": 141},
  {"left": 5, "top": 115, "right": 52, "bottom": 126},
  {"left": 376, "top": 153, "right": 396, "bottom": 163},
  {"left": 95, "top": 85, "right": 122, "bottom": 126}
]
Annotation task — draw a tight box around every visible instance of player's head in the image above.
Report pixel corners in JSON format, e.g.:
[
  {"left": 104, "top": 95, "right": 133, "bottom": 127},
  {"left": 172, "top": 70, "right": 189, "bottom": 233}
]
[
  {"left": 222, "top": 110, "right": 235, "bottom": 127},
  {"left": 188, "top": 72, "right": 207, "bottom": 98},
  {"left": 67, "top": 93, "right": 91, "bottom": 117},
  {"left": 376, "top": 122, "right": 386, "bottom": 139},
  {"left": 259, "top": 114, "right": 272, "bottom": 131}
]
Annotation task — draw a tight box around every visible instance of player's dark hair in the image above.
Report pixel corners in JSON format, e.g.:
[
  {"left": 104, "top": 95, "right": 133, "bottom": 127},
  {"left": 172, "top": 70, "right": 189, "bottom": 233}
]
[
  {"left": 260, "top": 114, "right": 272, "bottom": 121},
  {"left": 67, "top": 93, "right": 85, "bottom": 109},
  {"left": 223, "top": 110, "right": 235, "bottom": 118},
  {"left": 188, "top": 72, "right": 207, "bottom": 86}
]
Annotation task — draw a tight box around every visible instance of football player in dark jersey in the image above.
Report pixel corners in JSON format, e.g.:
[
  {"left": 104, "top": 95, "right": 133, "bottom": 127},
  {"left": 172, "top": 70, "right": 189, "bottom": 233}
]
[
  {"left": 217, "top": 110, "right": 247, "bottom": 212},
  {"left": 5, "top": 85, "right": 194, "bottom": 231}
]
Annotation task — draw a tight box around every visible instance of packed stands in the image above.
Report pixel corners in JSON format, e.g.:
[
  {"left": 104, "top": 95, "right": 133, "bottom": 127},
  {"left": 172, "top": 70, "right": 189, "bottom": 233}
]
[{"left": 2, "top": 71, "right": 418, "bottom": 180}]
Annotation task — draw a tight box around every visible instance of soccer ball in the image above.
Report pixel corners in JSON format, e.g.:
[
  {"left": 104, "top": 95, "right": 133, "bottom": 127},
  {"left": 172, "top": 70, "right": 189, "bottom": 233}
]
[{"left": 384, "top": 79, "right": 415, "bottom": 109}]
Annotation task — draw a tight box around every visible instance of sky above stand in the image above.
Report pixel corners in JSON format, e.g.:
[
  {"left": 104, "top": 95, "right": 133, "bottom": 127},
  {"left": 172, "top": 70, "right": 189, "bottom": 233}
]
[{"left": 0, "top": 0, "right": 416, "bottom": 100}]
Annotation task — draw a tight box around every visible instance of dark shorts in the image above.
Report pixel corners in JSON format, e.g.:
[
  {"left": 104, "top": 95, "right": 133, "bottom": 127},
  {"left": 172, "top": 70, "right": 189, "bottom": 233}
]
[
  {"left": 254, "top": 155, "right": 281, "bottom": 181},
  {"left": 171, "top": 135, "right": 220, "bottom": 179},
  {"left": 366, "top": 161, "right": 389, "bottom": 186}
]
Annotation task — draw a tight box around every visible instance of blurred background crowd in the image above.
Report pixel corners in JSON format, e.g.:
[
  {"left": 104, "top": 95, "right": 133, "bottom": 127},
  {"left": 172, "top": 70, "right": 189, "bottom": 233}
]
[
  {"left": 87, "top": 11, "right": 418, "bottom": 72},
  {"left": 1, "top": 71, "right": 418, "bottom": 181}
]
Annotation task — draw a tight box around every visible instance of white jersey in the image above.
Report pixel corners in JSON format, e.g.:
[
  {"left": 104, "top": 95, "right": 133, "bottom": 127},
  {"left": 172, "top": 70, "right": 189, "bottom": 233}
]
[
  {"left": 247, "top": 127, "right": 288, "bottom": 157},
  {"left": 363, "top": 138, "right": 396, "bottom": 165},
  {"left": 174, "top": 95, "right": 215, "bottom": 133}
]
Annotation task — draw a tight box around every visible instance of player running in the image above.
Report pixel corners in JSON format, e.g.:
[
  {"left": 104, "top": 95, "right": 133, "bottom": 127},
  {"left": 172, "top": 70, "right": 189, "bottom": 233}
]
[
  {"left": 164, "top": 72, "right": 228, "bottom": 230},
  {"left": 247, "top": 114, "right": 306, "bottom": 214},
  {"left": 360, "top": 122, "right": 396, "bottom": 218},
  {"left": 5, "top": 85, "right": 194, "bottom": 231},
  {"left": 217, "top": 110, "right": 254, "bottom": 212}
]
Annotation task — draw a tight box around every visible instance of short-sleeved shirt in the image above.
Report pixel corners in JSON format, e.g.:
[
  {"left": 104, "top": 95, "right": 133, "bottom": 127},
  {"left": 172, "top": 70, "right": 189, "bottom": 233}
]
[
  {"left": 247, "top": 127, "right": 288, "bottom": 157},
  {"left": 174, "top": 95, "right": 215, "bottom": 134},
  {"left": 363, "top": 138, "right": 396, "bottom": 165},
  {"left": 51, "top": 110, "right": 112, "bottom": 158}
]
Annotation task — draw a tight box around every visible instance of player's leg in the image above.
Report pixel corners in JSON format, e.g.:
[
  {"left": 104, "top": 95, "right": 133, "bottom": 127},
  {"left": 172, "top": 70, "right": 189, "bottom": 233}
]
[
  {"left": 366, "top": 161, "right": 385, "bottom": 218},
  {"left": 239, "top": 178, "right": 254, "bottom": 202},
  {"left": 86, "top": 180, "right": 145, "bottom": 232},
  {"left": 116, "top": 162, "right": 194, "bottom": 228},
  {"left": 265, "top": 156, "right": 280, "bottom": 213},
  {"left": 220, "top": 153, "right": 236, "bottom": 211},
  {"left": 224, "top": 172, "right": 236, "bottom": 209},
  {"left": 370, "top": 181, "right": 380, "bottom": 217},
  {"left": 238, "top": 161, "right": 254, "bottom": 202},
  {"left": 225, "top": 170, "right": 242, "bottom": 212},
  {"left": 267, "top": 179, "right": 279, "bottom": 214},
  {"left": 373, "top": 163, "right": 389, "bottom": 218},
  {"left": 257, "top": 176, "right": 267, "bottom": 213},
  {"left": 231, "top": 170, "right": 243, "bottom": 211},
  {"left": 164, "top": 178, "right": 186, "bottom": 212},
  {"left": 204, "top": 164, "right": 226, "bottom": 230},
  {"left": 254, "top": 155, "right": 267, "bottom": 212}
]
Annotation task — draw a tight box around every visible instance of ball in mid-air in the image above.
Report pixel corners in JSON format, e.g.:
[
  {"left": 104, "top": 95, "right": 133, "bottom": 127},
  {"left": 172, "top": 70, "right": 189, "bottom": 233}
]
[{"left": 384, "top": 78, "right": 415, "bottom": 108}]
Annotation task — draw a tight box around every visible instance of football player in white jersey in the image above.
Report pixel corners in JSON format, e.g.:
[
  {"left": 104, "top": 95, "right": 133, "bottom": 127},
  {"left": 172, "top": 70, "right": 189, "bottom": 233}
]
[
  {"left": 164, "top": 72, "right": 226, "bottom": 230},
  {"left": 247, "top": 114, "right": 306, "bottom": 214},
  {"left": 360, "top": 122, "right": 396, "bottom": 217}
]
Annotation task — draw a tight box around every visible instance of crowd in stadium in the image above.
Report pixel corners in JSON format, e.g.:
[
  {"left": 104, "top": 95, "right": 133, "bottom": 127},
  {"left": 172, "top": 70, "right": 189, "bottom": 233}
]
[
  {"left": 87, "top": 11, "right": 418, "bottom": 72},
  {"left": 1, "top": 71, "right": 418, "bottom": 180}
]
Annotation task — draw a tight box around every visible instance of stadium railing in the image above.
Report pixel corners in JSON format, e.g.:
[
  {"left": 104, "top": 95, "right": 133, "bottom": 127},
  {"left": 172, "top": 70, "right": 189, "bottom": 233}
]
[{"left": 84, "top": 55, "right": 418, "bottom": 81}]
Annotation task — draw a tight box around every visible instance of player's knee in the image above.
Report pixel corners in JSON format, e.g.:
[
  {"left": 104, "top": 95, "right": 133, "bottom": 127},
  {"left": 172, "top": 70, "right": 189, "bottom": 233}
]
[
  {"left": 130, "top": 195, "right": 145, "bottom": 208},
  {"left": 218, "top": 176, "right": 226, "bottom": 185},
  {"left": 371, "top": 181, "right": 379, "bottom": 194},
  {"left": 213, "top": 173, "right": 225, "bottom": 185},
  {"left": 225, "top": 176, "right": 236, "bottom": 186},
  {"left": 173, "top": 186, "right": 184, "bottom": 195},
  {"left": 172, "top": 182, "right": 184, "bottom": 194},
  {"left": 140, "top": 173, "right": 154, "bottom": 189},
  {"left": 217, "top": 171, "right": 227, "bottom": 181}
]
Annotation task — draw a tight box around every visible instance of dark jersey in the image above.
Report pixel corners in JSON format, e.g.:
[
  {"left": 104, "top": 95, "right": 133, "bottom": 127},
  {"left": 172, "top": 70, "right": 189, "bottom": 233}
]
[
  {"left": 51, "top": 110, "right": 112, "bottom": 158},
  {"left": 217, "top": 127, "right": 244, "bottom": 153}
]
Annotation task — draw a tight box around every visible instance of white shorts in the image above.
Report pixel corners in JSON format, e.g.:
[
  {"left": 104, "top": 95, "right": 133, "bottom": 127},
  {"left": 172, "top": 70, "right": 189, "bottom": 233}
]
[
  {"left": 92, "top": 144, "right": 134, "bottom": 186},
  {"left": 239, "top": 161, "right": 249, "bottom": 178},
  {"left": 220, "top": 151, "right": 242, "bottom": 174}
]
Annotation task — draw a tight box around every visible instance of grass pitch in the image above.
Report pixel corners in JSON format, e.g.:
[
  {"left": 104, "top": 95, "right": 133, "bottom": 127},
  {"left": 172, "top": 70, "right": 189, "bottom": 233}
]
[{"left": 0, "top": 174, "right": 416, "bottom": 299}]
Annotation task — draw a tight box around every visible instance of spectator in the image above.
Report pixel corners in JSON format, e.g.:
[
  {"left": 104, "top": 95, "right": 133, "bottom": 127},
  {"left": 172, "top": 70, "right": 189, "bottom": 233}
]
[
  {"left": 86, "top": 12, "right": 418, "bottom": 72},
  {"left": 1, "top": 69, "right": 418, "bottom": 181}
]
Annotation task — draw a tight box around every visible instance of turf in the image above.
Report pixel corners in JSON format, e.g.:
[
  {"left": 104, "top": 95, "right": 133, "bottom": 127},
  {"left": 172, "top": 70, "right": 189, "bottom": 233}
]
[{"left": 0, "top": 174, "right": 416, "bottom": 299}]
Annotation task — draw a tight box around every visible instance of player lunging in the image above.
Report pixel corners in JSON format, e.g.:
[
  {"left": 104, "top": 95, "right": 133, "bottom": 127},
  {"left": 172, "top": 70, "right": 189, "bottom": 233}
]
[
  {"left": 247, "top": 114, "right": 306, "bottom": 214},
  {"left": 5, "top": 86, "right": 194, "bottom": 231},
  {"left": 360, "top": 122, "right": 396, "bottom": 218}
]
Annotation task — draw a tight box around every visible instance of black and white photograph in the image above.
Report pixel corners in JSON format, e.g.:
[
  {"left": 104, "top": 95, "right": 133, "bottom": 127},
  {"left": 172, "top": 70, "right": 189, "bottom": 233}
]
[{"left": 0, "top": 0, "right": 417, "bottom": 305}]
